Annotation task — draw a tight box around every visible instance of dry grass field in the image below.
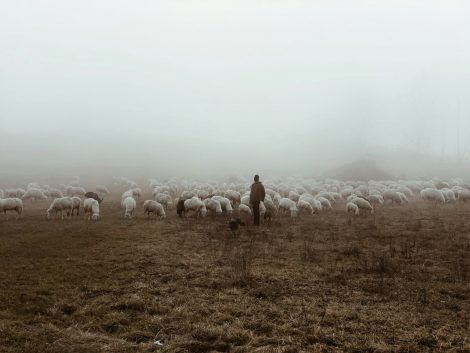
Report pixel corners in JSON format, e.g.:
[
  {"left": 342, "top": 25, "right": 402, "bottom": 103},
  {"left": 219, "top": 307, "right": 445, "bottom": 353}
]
[{"left": 0, "top": 198, "right": 469, "bottom": 352}]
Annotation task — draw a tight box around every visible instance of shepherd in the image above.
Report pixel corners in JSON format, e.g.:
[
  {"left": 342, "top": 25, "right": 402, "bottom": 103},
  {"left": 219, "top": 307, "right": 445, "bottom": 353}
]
[{"left": 249, "top": 174, "right": 265, "bottom": 226}]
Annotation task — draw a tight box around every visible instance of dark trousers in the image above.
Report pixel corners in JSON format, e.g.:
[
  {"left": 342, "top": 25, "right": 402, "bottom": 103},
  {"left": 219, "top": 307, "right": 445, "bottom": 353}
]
[{"left": 253, "top": 201, "right": 260, "bottom": 225}]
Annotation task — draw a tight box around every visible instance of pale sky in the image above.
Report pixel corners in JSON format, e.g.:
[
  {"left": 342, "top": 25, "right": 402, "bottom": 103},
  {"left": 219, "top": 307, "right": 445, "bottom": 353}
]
[{"left": 1, "top": 0, "right": 469, "bottom": 177}]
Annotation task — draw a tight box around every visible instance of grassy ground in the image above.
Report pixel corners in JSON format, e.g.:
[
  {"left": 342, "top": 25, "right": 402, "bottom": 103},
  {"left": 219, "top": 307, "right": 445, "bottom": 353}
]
[{"left": 0, "top": 198, "right": 469, "bottom": 352}]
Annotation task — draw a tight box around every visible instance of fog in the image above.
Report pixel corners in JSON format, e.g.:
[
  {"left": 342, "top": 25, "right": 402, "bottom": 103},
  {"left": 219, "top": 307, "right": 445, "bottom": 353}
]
[{"left": 1, "top": 1, "right": 470, "bottom": 180}]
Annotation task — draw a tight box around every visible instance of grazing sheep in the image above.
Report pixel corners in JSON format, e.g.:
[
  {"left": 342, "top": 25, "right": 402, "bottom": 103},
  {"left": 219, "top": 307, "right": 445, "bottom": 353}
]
[
  {"left": 457, "top": 189, "right": 470, "bottom": 202},
  {"left": 143, "top": 200, "right": 166, "bottom": 218},
  {"left": 288, "top": 191, "right": 300, "bottom": 202},
  {"left": 184, "top": 197, "right": 207, "bottom": 218},
  {"left": 297, "top": 200, "right": 314, "bottom": 215},
  {"left": 0, "top": 198, "right": 23, "bottom": 219},
  {"left": 5, "top": 188, "right": 26, "bottom": 198},
  {"left": 203, "top": 198, "right": 223, "bottom": 215},
  {"left": 22, "top": 188, "right": 47, "bottom": 202},
  {"left": 316, "top": 196, "right": 332, "bottom": 210},
  {"left": 83, "top": 198, "right": 100, "bottom": 220},
  {"left": 132, "top": 188, "right": 142, "bottom": 199},
  {"left": 351, "top": 197, "right": 374, "bottom": 214},
  {"left": 278, "top": 198, "right": 298, "bottom": 217},
  {"left": 96, "top": 185, "right": 110, "bottom": 195},
  {"left": 224, "top": 190, "right": 241, "bottom": 204},
  {"left": 154, "top": 193, "right": 173, "bottom": 209},
  {"left": 383, "top": 190, "right": 404, "bottom": 204},
  {"left": 45, "top": 188, "right": 63, "bottom": 198},
  {"left": 368, "top": 194, "right": 384, "bottom": 206},
  {"left": 67, "top": 186, "right": 86, "bottom": 197},
  {"left": 212, "top": 196, "right": 233, "bottom": 215},
  {"left": 71, "top": 197, "right": 81, "bottom": 216},
  {"left": 47, "top": 197, "right": 73, "bottom": 219},
  {"left": 238, "top": 204, "right": 252, "bottom": 223},
  {"left": 346, "top": 202, "right": 359, "bottom": 216},
  {"left": 420, "top": 188, "right": 445, "bottom": 203},
  {"left": 121, "top": 190, "right": 134, "bottom": 204},
  {"left": 85, "top": 192, "right": 103, "bottom": 204},
  {"left": 122, "top": 196, "right": 137, "bottom": 218}
]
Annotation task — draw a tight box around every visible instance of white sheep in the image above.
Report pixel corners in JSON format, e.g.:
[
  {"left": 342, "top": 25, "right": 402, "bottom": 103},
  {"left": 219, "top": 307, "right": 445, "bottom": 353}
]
[
  {"left": 203, "top": 198, "right": 223, "bottom": 215},
  {"left": 238, "top": 204, "right": 253, "bottom": 224},
  {"left": 22, "top": 188, "right": 47, "bottom": 202},
  {"left": 316, "top": 196, "right": 332, "bottom": 210},
  {"left": 368, "top": 194, "right": 384, "bottom": 206},
  {"left": 457, "top": 189, "right": 470, "bottom": 202},
  {"left": 5, "top": 188, "right": 26, "bottom": 198},
  {"left": 420, "top": 188, "right": 445, "bottom": 203},
  {"left": 143, "top": 200, "right": 166, "bottom": 218},
  {"left": 47, "top": 197, "right": 73, "bottom": 219},
  {"left": 132, "top": 187, "right": 142, "bottom": 199},
  {"left": 154, "top": 192, "right": 173, "bottom": 209},
  {"left": 278, "top": 198, "right": 298, "bottom": 217},
  {"left": 224, "top": 190, "right": 241, "bottom": 204},
  {"left": 183, "top": 197, "right": 207, "bottom": 218},
  {"left": 212, "top": 196, "right": 233, "bottom": 215},
  {"left": 83, "top": 198, "right": 100, "bottom": 220},
  {"left": 96, "top": 185, "right": 110, "bottom": 195},
  {"left": 67, "top": 186, "right": 86, "bottom": 197},
  {"left": 297, "top": 200, "right": 314, "bottom": 215},
  {"left": 351, "top": 197, "right": 374, "bottom": 214},
  {"left": 71, "top": 196, "right": 81, "bottom": 216},
  {"left": 122, "top": 196, "right": 137, "bottom": 218},
  {"left": 0, "top": 198, "right": 23, "bottom": 219},
  {"left": 46, "top": 188, "right": 63, "bottom": 198},
  {"left": 346, "top": 202, "right": 359, "bottom": 216}
]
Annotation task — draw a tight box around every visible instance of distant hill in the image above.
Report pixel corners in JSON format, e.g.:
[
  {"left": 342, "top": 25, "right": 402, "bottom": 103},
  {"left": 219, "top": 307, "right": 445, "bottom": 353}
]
[{"left": 321, "top": 159, "right": 393, "bottom": 181}]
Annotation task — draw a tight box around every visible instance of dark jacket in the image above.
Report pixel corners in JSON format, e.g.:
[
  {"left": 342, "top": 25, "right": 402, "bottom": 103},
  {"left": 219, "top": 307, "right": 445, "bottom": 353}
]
[{"left": 250, "top": 181, "right": 265, "bottom": 204}]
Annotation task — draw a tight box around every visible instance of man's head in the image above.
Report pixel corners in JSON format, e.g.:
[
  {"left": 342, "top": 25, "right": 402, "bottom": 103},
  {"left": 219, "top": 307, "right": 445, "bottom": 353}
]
[{"left": 254, "top": 175, "right": 259, "bottom": 182}]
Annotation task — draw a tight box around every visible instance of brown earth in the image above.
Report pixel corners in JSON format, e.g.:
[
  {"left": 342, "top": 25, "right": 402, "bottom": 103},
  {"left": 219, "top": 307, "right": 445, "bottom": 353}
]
[{"left": 0, "top": 197, "right": 469, "bottom": 352}]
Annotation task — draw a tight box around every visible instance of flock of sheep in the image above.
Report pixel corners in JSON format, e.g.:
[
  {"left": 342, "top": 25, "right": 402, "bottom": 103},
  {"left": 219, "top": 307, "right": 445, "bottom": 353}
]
[{"left": 0, "top": 175, "right": 469, "bottom": 222}]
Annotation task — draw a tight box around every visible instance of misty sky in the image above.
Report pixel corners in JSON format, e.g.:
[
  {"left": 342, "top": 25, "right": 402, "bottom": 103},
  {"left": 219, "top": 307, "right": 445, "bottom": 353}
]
[{"left": 1, "top": 1, "right": 470, "bottom": 177}]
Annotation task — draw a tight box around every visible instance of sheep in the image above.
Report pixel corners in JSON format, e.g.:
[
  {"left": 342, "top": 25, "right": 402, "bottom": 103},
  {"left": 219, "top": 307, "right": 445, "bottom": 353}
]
[
  {"left": 5, "top": 188, "right": 26, "bottom": 198},
  {"left": 224, "top": 190, "right": 241, "bottom": 204},
  {"left": 316, "top": 196, "right": 332, "bottom": 210},
  {"left": 368, "top": 194, "right": 384, "bottom": 206},
  {"left": 83, "top": 198, "right": 100, "bottom": 220},
  {"left": 0, "top": 198, "right": 23, "bottom": 219},
  {"left": 346, "top": 202, "right": 359, "bottom": 216},
  {"left": 212, "top": 196, "right": 233, "bottom": 215},
  {"left": 96, "top": 185, "right": 110, "bottom": 195},
  {"left": 85, "top": 192, "right": 103, "bottom": 204},
  {"left": 383, "top": 190, "right": 403, "bottom": 204},
  {"left": 183, "top": 197, "right": 207, "bottom": 218},
  {"left": 457, "top": 189, "right": 470, "bottom": 202},
  {"left": 420, "top": 188, "right": 445, "bottom": 203},
  {"left": 47, "top": 197, "right": 73, "bottom": 219},
  {"left": 288, "top": 191, "right": 300, "bottom": 202},
  {"left": 203, "top": 198, "right": 223, "bottom": 215},
  {"left": 351, "top": 197, "right": 374, "bottom": 214},
  {"left": 22, "top": 188, "right": 47, "bottom": 202},
  {"left": 132, "top": 188, "right": 142, "bottom": 199},
  {"left": 143, "top": 200, "right": 166, "bottom": 219},
  {"left": 45, "top": 188, "right": 63, "bottom": 198},
  {"left": 297, "top": 200, "right": 314, "bottom": 215},
  {"left": 278, "top": 198, "right": 298, "bottom": 217},
  {"left": 71, "top": 197, "right": 81, "bottom": 216},
  {"left": 121, "top": 190, "right": 134, "bottom": 204},
  {"left": 238, "top": 204, "right": 252, "bottom": 224},
  {"left": 441, "top": 188, "right": 456, "bottom": 202},
  {"left": 67, "top": 186, "right": 86, "bottom": 197},
  {"left": 154, "top": 192, "right": 173, "bottom": 209},
  {"left": 122, "top": 196, "right": 137, "bottom": 218}
]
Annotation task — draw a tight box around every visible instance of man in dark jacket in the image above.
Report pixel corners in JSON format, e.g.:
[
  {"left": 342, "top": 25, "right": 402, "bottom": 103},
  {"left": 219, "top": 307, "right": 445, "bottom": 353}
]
[{"left": 250, "top": 174, "right": 266, "bottom": 226}]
